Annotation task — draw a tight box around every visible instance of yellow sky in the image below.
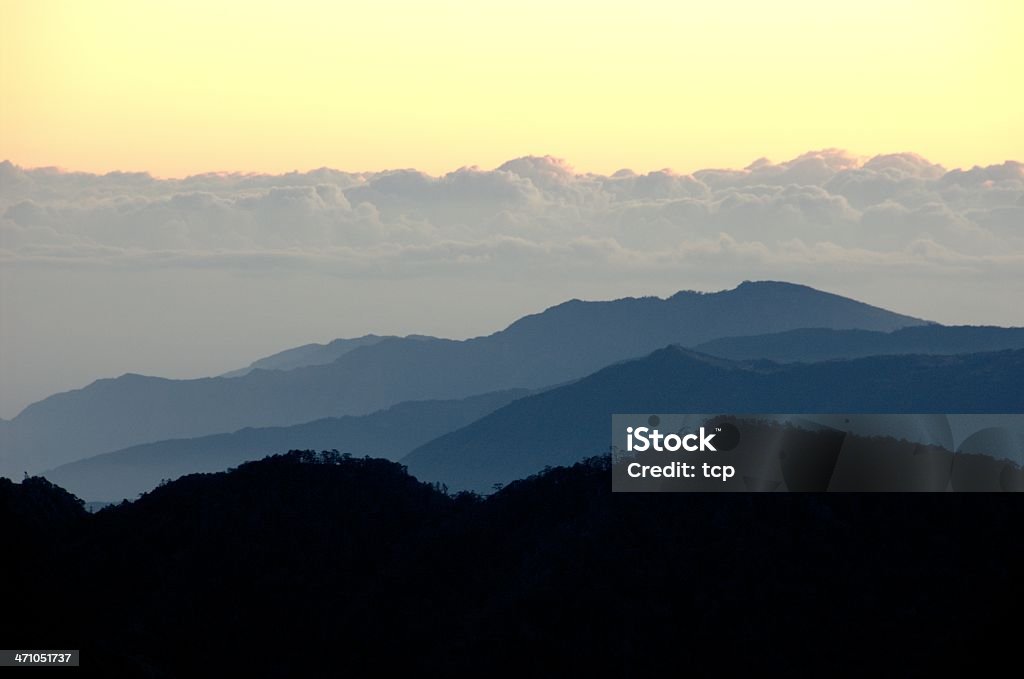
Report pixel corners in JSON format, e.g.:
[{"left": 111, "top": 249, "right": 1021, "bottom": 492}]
[{"left": 1, "top": 0, "right": 1021, "bottom": 177}]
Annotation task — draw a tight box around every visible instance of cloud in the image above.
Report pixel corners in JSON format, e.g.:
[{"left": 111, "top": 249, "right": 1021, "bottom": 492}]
[{"left": 1, "top": 150, "right": 1023, "bottom": 294}]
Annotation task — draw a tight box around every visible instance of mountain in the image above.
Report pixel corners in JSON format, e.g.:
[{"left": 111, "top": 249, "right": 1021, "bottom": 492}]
[
  {"left": 43, "top": 389, "right": 527, "bottom": 502},
  {"left": 0, "top": 281, "right": 927, "bottom": 477},
  {"left": 403, "top": 347, "right": 1024, "bottom": 492},
  {"left": 695, "top": 325, "right": 1024, "bottom": 362},
  {"left": 6, "top": 452, "right": 1020, "bottom": 674},
  {"left": 220, "top": 334, "right": 431, "bottom": 377}
]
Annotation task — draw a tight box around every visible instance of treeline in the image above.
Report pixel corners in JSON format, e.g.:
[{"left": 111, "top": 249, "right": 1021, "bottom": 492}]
[{"left": 2, "top": 451, "right": 1021, "bottom": 676}]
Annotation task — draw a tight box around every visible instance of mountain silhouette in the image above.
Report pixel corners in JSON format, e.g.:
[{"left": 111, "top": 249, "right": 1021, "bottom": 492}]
[
  {"left": 5, "top": 451, "right": 1020, "bottom": 675},
  {"left": 43, "top": 389, "right": 527, "bottom": 502},
  {"left": 695, "top": 325, "right": 1024, "bottom": 362},
  {"left": 403, "top": 347, "right": 1024, "bottom": 492},
  {"left": 0, "top": 281, "right": 927, "bottom": 476},
  {"left": 218, "top": 334, "right": 399, "bottom": 377}
]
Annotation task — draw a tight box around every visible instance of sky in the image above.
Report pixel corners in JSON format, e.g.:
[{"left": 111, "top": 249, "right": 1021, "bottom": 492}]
[
  {"left": 2, "top": 0, "right": 1022, "bottom": 176},
  {"left": 1, "top": 1, "right": 1022, "bottom": 418}
]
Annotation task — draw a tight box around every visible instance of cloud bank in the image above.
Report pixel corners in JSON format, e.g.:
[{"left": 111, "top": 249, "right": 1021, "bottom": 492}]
[{"left": 3, "top": 150, "right": 1022, "bottom": 276}]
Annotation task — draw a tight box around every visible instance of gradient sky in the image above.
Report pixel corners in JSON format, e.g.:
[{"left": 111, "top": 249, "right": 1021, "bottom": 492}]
[{"left": 2, "top": 0, "right": 1022, "bottom": 176}]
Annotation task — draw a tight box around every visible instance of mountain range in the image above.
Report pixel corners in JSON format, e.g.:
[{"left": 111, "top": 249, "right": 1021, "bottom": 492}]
[
  {"left": 5, "top": 277, "right": 1024, "bottom": 672},
  {"left": 403, "top": 347, "right": 1024, "bottom": 492},
  {"left": 44, "top": 389, "right": 526, "bottom": 502},
  {"left": 0, "top": 281, "right": 928, "bottom": 476}
]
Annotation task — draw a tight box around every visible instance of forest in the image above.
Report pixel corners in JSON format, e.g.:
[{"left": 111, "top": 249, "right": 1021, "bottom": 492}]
[{"left": 3, "top": 450, "right": 1020, "bottom": 676}]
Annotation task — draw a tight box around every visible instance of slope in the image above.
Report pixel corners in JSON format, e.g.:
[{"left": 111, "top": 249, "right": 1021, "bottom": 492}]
[
  {"left": 403, "top": 347, "right": 1024, "bottom": 491},
  {"left": 43, "top": 389, "right": 527, "bottom": 502}
]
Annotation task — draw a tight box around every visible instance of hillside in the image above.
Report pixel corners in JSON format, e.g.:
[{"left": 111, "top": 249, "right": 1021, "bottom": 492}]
[
  {"left": 403, "top": 347, "right": 1024, "bottom": 492},
  {"left": 43, "top": 389, "right": 527, "bottom": 502},
  {"left": 5, "top": 452, "right": 1020, "bottom": 675}
]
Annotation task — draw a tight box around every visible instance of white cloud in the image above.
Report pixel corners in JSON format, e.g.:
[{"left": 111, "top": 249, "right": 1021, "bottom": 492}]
[{"left": 3, "top": 151, "right": 1021, "bottom": 270}]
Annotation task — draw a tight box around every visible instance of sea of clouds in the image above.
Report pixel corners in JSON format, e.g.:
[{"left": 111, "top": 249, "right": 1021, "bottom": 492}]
[{"left": 3, "top": 149, "right": 1022, "bottom": 277}]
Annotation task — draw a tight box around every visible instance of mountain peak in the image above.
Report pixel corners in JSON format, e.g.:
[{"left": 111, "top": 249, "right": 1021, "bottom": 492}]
[{"left": 733, "top": 280, "right": 814, "bottom": 292}]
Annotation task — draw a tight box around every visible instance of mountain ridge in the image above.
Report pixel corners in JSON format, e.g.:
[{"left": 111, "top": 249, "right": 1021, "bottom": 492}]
[
  {"left": 402, "top": 346, "right": 1024, "bottom": 492},
  {"left": 0, "top": 281, "right": 928, "bottom": 476},
  {"left": 220, "top": 333, "right": 440, "bottom": 377},
  {"left": 695, "top": 325, "right": 1024, "bottom": 362},
  {"left": 43, "top": 389, "right": 528, "bottom": 502}
]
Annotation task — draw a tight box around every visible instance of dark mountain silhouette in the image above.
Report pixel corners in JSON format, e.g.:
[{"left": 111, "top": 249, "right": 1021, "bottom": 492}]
[
  {"left": 0, "top": 281, "right": 927, "bottom": 476},
  {"left": 695, "top": 325, "right": 1024, "bottom": 362},
  {"left": 220, "top": 333, "right": 432, "bottom": 377},
  {"left": 43, "top": 389, "right": 527, "bottom": 502},
  {"left": 404, "top": 347, "right": 1024, "bottom": 492},
  {"left": 5, "top": 452, "right": 1020, "bottom": 675}
]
